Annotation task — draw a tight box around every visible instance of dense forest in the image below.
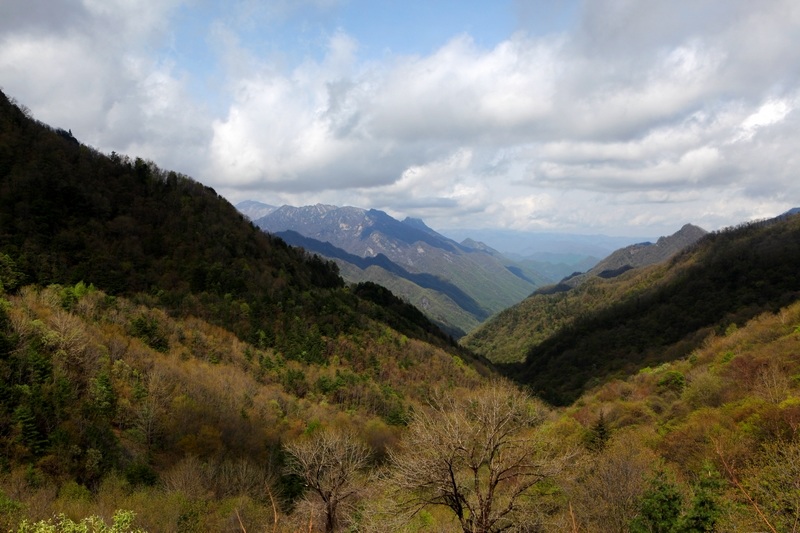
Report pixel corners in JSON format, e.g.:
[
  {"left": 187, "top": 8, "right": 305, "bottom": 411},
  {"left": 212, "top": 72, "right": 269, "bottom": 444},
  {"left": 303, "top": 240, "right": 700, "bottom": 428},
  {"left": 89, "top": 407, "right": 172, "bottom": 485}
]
[
  {"left": 465, "top": 214, "right": 800, "bottom": 405},
  {"left": 2, "top": 89, "right": 800, "bottom": 532},
  {"left": 0, "top": 90, "right": 457, "bottom": 353}
]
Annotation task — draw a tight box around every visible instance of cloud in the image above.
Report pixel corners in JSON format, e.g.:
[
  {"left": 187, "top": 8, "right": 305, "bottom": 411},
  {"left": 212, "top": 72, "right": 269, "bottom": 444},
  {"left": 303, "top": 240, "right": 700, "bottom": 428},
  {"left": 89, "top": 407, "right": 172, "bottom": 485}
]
[
  {"left": 0, "top": 0, "right": 210, "bottom": 172},
  {"left": 2, "top": 0, "right": 800, "bottom": 236},
  {"left": 208, "top": 31, "right": 416, "bottom": 192}
]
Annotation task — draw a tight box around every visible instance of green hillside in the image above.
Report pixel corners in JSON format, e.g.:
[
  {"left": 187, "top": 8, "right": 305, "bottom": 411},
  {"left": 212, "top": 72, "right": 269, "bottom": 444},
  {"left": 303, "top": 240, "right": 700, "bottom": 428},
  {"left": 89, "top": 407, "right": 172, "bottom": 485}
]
[
  {"left": 3, "top": 88, "right": 800, "bottom": 532},
  {"left": 467, "top": 215, "right": 800, "bottom": 404},
  {"left": 560, "top": 298, "right": 800, "bottom": 533},
  {"left": 0, "top": 89, "right": 493, "bottom": 531},
  {"left": 0, "top": 90, "right": 453, "bottom": 351}
]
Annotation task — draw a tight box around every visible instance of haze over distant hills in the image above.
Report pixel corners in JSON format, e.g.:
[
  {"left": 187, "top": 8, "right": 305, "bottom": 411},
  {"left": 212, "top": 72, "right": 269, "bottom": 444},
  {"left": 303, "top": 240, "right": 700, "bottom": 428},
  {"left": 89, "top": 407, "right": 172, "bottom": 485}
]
[
  {"left": 542, "top": 223, "right": 708, "bottom": 293},
  {"left": 441, "top": 228, "right": 649, "bottom": 262},
  {"left": 236, "top": 199, "right": 277, "bottom": 220}
]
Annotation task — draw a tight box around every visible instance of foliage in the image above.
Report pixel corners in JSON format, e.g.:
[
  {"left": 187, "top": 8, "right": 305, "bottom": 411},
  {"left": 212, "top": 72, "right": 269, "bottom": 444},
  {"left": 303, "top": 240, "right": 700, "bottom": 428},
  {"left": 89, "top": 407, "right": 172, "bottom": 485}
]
[
  {"left": 679, "top": 465, "right": 722, "bottom": 532},
  {"left": 480, "top": 213, "right": 800, "bottom": 404},
  {"left": 0, "top": 278, "right": 486, "bottom": 530},
  {"left": 568, "top": 432, "right": 657, "bottom": 533},
  {"left": 585, "top": 411, "right": 610, "bottom": 451},
  {"left": 630, "top": 470, "right": 683, "bottom": 533},
  {"left": 629, "top": 465, "right": 722, "bottom": 533},
  {"left": 746, "top": 438, "right": 800, "bottom": 531},
  {"left": 389, "top": 381, "right": 574, "bottom": 533},
  {"left": 14, "top": 510, "right": 145, "bottom": 533}
]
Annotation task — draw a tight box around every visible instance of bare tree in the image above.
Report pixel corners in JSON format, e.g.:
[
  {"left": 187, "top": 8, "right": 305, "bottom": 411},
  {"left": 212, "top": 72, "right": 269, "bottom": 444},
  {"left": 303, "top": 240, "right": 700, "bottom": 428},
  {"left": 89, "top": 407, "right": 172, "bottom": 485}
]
[
  {"left": 284, "top": 429, "right": 371, "bottom": 533},
  {"left": 568, "top": 433, "right": 656, "bottom": 532},
  {"left": 389, "top": 380, "right": 574, "bottom": 533}
]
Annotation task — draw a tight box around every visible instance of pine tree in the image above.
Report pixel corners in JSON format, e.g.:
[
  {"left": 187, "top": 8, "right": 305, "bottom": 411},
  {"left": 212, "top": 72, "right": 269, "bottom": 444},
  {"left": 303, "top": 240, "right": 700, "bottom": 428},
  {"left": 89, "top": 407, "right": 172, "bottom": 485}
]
[{"left": 630, "top": 470, "right": 683, "bottom": 533}]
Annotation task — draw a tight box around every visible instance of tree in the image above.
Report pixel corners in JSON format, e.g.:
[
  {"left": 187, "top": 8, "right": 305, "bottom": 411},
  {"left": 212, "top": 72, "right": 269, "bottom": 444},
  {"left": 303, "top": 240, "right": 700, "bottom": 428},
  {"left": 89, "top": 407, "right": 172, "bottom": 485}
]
[
  {"left": 14, "top": 510, "right": 146, "bottom": 533},
  {"left": 586, "top": 410, "right": 610, "bottom": 451},
  {"left": 746, "top": 438, "right": 800, "bottom": 532},
  {"left": 284, "top": 429, "right": 371, "bottom": 533},
  {"left": 630, "top": 469, "right": 683, "bottom": 533},
  {"left": 679, "top": 463, "right": 722, "bottom": 532},
  {"left": 389, "top": 381, "right": 574, "bottom": 533},
  {"left": 570, "top": 433, "right": 656, "bottom": 533}
]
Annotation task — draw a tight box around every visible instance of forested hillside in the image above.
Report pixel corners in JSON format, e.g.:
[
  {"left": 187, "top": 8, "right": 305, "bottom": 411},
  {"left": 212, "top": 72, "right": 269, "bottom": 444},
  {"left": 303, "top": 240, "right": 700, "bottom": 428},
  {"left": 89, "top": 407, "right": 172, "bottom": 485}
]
[
  {"left": 4, "top": 280, "right": 800, "bottom": 531},
  {"left": 3, "top": 88, "right": 800, "bottom": 533},
  {"left": 0, "top": 89, "right": 498, "bottom": 531},
  {"left": 0, "top": 283, "right": 491, "bottom": 531},
  {"left": 562, "top": 299, "right": 800, "bottom": 533},
  {"left": 466, "top": 214, "right": 800, "bottom": 404},
  {"left": 0, "top": 90, "right": 453, "bottom": 351}
]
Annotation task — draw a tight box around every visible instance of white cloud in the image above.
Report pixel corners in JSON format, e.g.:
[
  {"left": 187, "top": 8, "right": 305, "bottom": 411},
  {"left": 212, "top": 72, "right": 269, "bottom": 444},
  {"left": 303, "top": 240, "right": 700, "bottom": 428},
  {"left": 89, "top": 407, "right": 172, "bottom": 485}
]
[
  {"left": 2, "top": 0, "right": 800, "bottom": 236},
  {"left": 0, "top": 0, "right": 209, "bottom": 173},
  {"left": 736, "top": 98, "right": 793, "bottom": 141}
]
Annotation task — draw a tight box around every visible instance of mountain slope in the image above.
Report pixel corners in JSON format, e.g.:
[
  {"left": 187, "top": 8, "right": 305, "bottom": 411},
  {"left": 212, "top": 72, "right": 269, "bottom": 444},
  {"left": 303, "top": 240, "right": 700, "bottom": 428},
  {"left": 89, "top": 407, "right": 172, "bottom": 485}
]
[
  {"left": 557, "top": 223, "right": 707, "bottom": 289},
  {"left": 562, "top": 297, "right": 800, "bottom": 532},
  {"left": 0, "top": 89, "right": 496, "bottom": 527},
  {"left": 252, "top": 204, "right": 550, "bottom": 336},
  {"left": 467, "top": 214, "right": 800, "bottom": 404},
  {"left": 0, "top": 89, "right": 462, "bottom": 352},
  {"left": 236, "top": 199, "right": 277, "bottom": 220},
  {"left": 463, "top": 224, "right": 708, "bottom": 362},
  {"left": 273, "top": 229, "right": 487, "bottom": 337}
]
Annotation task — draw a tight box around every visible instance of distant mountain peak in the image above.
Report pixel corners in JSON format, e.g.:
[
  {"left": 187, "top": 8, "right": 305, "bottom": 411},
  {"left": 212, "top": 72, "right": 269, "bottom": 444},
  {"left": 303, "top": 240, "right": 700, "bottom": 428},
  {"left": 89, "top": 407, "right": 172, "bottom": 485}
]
[
  {"left": 670, "top": 223, "right": 706, "bottom": 240},
  {"left": 460, "top": 238, "right": 497, "bottom": 254},
  {"left": 311, "top": 203, "right": 340, "bottom": 214},
  {"left": 555, "top": 223, "right": 708, "bottom": 289},
  {"left": 403, "top": 216, "right": 431, "bottom": 230},
  {"left": 252, "top": 203, "right": 549, "bottom": 335},
  {"left": 236, "top": 200, "right": 277, "bottom": 220}
]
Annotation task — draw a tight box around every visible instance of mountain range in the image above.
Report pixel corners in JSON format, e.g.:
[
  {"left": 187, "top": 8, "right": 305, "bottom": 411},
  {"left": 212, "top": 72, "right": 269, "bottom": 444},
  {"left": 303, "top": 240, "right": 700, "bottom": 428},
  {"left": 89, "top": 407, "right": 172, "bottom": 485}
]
[
  {"left": 5, "top": 86, "right": 800, "bottom": 531},
  {"left": 245, "top": 202, "right": 551, "bottom": 337}
]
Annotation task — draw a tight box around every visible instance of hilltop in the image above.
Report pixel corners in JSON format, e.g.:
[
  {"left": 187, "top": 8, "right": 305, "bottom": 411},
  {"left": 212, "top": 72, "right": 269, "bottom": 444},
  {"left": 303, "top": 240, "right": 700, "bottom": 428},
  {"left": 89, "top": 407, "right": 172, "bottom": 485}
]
[{"left": 555, "top": 223, "right": 707, "bottom": 290}]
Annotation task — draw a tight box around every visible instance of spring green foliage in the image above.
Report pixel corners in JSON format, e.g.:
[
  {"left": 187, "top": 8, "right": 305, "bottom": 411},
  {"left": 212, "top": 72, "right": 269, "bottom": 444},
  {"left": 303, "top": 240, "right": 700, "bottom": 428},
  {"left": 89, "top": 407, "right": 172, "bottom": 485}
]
[
  {"left": 470, "top": 213, "right": 800, "bottom": 404},
  {"left": 0, "top": 282, "right": 489, "bottom": 530},
  {"left": 679, "top": 466, "right": 722, "bottom": 532},
  {"left": 630, "top": 466, "right": 721, "bottom": 533},
  {"left": 0, "top": 289, "right": 799, "bottom": 530},
  {"left": 630, "top": 470, "right": 683, "bottom": 533},
  {"left": 3, "top": 88, "right": 800, "bottom": 531},
  {"left": 15, "top": 510, "right": 144, "bottom": 533}
]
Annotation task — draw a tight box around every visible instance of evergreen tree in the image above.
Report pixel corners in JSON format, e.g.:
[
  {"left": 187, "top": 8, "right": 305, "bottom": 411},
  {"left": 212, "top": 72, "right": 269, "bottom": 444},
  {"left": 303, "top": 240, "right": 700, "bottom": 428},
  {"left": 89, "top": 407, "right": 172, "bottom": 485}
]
[
  {"left": 679, "top": 464, "right": 722, "bottom": 532},
  {"left": 630, "top": 470, "right": 683, "bottom": 533}
]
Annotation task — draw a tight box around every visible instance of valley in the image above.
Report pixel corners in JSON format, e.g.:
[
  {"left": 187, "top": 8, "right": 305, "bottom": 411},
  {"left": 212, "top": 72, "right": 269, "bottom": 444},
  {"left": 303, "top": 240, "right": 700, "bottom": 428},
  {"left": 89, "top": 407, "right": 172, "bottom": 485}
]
[{"left": 2, "top": 88, "right": 800, "bottom": 532}]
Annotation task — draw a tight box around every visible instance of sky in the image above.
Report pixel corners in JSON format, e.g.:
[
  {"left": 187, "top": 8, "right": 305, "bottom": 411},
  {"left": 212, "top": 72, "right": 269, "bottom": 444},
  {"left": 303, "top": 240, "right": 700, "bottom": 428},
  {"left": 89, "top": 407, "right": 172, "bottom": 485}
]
[{"left": 1, "top": 0, "right": 799, "bottom": 237}]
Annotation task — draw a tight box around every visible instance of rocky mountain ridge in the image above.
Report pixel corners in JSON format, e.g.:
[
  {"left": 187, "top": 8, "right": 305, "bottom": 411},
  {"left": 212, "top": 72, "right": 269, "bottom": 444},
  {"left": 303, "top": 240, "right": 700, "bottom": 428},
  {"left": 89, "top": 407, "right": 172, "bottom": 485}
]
[{"left": 247, "top": 203, "right": 550, "bottom": 336}]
